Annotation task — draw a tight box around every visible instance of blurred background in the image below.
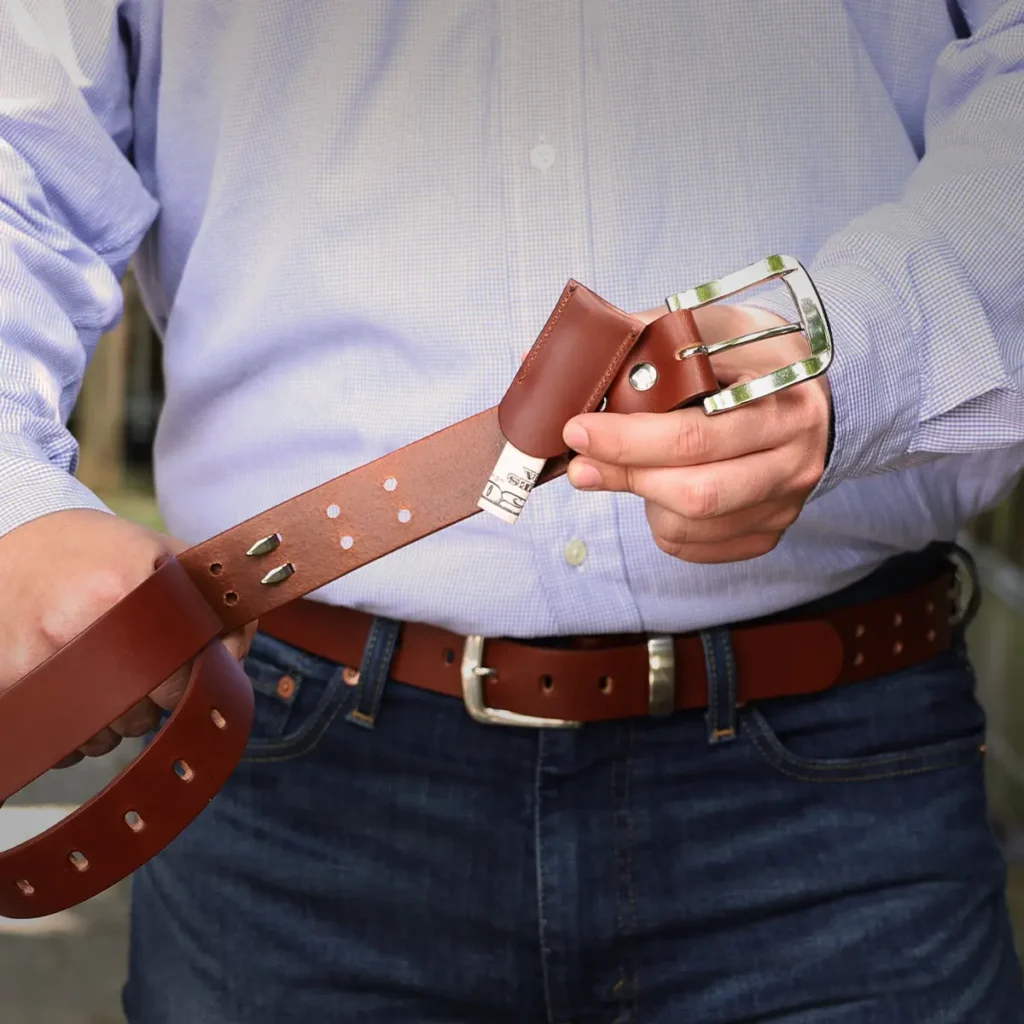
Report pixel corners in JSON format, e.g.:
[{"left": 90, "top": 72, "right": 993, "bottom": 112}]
[{"left": 0, "top": 275, "right": 1022, "bottom": 1022}]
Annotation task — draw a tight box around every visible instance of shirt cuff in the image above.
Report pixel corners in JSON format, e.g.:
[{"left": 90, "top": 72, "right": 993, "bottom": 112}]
[
  {"left": 739, "top": 262, "right": 920, "bottom": 499},
  {"left": 0, "top": 432, "right": 112, "bottom": 540}
]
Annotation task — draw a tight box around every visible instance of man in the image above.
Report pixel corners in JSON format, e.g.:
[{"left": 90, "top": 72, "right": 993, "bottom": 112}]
[{"left": 2, "top": 1, "right": 1024, "bottom": 1020}]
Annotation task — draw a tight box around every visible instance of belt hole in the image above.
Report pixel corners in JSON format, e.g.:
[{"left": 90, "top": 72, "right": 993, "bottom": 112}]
[
  {"left": 598, "top": 675, "right": 613, "bottom": 694},
  {"left": 397, "top": 508, "right": 412, "bottom": 523},
  {"left": 540, "top": 674, "right": 554, "bottom": 693},
  {"left": 893, "top": 641, "right": 904, "bottom": 655},
  {"left": 174, "top": 760, "right": 195, "bottom": 782},
  {"left": 210, "top": 708, "right": 227, "bottom": 729},
  {"left": 224, "top": 591, "right": 239, "bottom": 606},
  {"left": 326, "top": 504, "right": 341, "bottom": 519},
  {"left": 926, "top": 601, "right": 936, "bottom": 615},
  {"left": 443, "top": 648, "right": 455, "bottom": 666},
  {"left": 340, "top": 535, "right": 354, "bottom": 550},
  {"left": 854, "top": 623, "right": 865, "bottom": 638},
  {"left": 68, "top": 851, "right": 89, "bottom": 872},
  {"left": 384, "top": 477, "right": 398, "bottom": 492},
  {"left": 209, "top": 562, "right": 223, "bottom": 576},
  {"left": 926, "top": 629, "right": 937, "bottom": 642},
  {"left": 853, "top": 652, "right": 865, "bottom": 666},
  {"left": 892, "top": 613, "right": 903, "bottom": 627},
  {"left": 15, "top": 879, "right": 34, "bottom": 896},
  {"left": 124, "top": 811, "right": 145, "bottom": 833}
]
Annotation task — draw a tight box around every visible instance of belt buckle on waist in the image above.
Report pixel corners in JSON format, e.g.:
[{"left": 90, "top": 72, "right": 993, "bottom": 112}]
[
  {"left": 666, "top": 255, "right": 833, "bottom": 415},
  {"left": 460, "top": 635, "right": 581, "bottom": 728}
]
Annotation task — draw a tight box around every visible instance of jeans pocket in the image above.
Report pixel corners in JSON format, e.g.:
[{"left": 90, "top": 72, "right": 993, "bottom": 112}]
[
  {"left": 743, "top": 643, "right": 987, "bottom": 784},
  {"left": 240, "top": 631, "right": 356, "bottom": 763}
]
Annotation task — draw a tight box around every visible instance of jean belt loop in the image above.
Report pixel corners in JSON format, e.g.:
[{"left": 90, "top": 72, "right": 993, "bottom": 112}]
[
  {"left": 346, "top": 615, "right": 402, "bottom": 730},
  {"left": 700, "top": 626, "right": 738, "bottom": 746}
]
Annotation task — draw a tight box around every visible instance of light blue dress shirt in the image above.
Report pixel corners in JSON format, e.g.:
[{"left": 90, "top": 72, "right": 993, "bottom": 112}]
[{"left": 1, "top": 1, "right": 1023, "bottom": 637}]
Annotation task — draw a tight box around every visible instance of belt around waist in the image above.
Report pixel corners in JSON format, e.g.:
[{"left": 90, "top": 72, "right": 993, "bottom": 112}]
[{"left": 258, "top": 559, "right": 957, "bottom": 727}]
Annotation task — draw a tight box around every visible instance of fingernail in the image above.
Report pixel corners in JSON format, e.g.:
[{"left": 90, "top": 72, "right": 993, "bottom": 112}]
[
  {"left": 563, "top": 421, "right": 589, "bottom": 452},
  {"left": 568, "top": 461, "right": 602, "bottom": 489}
]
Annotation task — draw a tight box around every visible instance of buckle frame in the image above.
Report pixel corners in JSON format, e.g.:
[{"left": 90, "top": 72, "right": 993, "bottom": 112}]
[
  {"left": 665, "top": 255, "right": 833, "bottom": 415},
  {"left": 460, "top": 635, "right": 581, "bottom": 729}
]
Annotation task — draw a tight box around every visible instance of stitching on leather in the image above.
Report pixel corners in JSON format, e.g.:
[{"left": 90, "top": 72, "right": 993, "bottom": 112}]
[
  {"left": 515, "top": 284, "right": 576, "bottom": 384},
  {"left": 744, "top": 706, "right": 985, "bottom": 783},
  {"left": 582, "top": 325, "right": 641, "bottom": 413}
]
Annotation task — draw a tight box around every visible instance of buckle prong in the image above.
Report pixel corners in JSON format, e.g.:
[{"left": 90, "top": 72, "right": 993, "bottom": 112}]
[
  {"left": 666, "top": 255, "right": 833, "bottom": 415},
  {"left": 460, "top": 635, "right": 581, "bottom": 729}
]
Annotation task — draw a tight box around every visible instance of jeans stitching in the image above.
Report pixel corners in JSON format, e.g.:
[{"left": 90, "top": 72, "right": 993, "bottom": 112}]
[
  {"left": 744, "top": 706, "right": 985, "bottom": 782},
  {"left": 701, "top": 631, "right": 719, "bottom": 740},
  {"left": 242, "top": 668, "right": 351, "bottom": 763}
]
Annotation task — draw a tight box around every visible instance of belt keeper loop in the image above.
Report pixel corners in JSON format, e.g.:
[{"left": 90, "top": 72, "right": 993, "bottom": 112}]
[
  {"left": 646, "top": 636, "right": 676, "bottom": 717},
  {"left": 700, "top": 627, "right": 738, "bottom": 745},
  {"left": 346, "top": 616, "right": 402, "bottom": 730}
]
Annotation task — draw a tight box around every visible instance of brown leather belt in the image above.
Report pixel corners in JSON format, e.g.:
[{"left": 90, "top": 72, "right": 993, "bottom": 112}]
[
  {"left": 258, "top": 571, "right": 955, "bottom": 726},
  {"left": 0, "top": 256, "right": 840, "bottom": 918}
]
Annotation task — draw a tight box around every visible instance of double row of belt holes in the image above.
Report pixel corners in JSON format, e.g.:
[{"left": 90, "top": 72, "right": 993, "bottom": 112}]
[
  {"left": 208, "top": 475, "right": 415, "bottom": 604},
  {"left": 850, "top": 600, "right": 940, "bottom": 667},
  {"left": 12, "top": 709, "right": 228, "bottom": 899}
]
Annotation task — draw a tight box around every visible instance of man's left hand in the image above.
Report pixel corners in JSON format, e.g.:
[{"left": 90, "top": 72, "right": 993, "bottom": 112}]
[{"left": 562, "top": 304, "right": 832, "bottom": 564}]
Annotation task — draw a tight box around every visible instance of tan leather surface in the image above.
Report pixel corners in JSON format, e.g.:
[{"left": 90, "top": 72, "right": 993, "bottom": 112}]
[
  {"left": 0, "top": 290, "right": 721, "bottom": 918},
  {"left": 260, "top": 573, "right": 953, "bottom": 722},
  {"left": 496, "top": 281, "right": 642, "bottom": 458}
]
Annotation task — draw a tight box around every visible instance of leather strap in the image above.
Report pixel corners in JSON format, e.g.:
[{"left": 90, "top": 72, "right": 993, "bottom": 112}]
[
  {"left": 259, "top": 572, "right": 955, "bottom": 722},
  {"left": 0, "top": 303, "right": 714, "bottom": 918}
]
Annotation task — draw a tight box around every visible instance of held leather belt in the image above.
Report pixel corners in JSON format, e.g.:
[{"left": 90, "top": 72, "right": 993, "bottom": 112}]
[
  {"left": 0, "top": 256, "right": 837, "bottom": 918},
  {"left": 257, "top": 571, "right": 955, "bottom": 727}
]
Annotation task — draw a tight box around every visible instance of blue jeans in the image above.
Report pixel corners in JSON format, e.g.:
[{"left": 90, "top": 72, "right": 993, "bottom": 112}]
[{"left": 123, "top": 624, "right": 1024, "bottom": 1023}]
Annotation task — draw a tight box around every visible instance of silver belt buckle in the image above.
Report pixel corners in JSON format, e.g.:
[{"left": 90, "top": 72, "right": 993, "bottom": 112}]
[
  {"left": 665, "top": 255, "right": 834, "bottom": 415},
  {"left": 460, "top": 635, "right": 581, "bottom": 728}
]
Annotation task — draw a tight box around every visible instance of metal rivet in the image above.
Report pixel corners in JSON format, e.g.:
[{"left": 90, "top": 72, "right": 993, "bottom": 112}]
[
  {"left": 326, "top": 504, "right": 341, "bottom": 519},
  {"left": 893, "top": 641, "right": 904, "bottom": 655},
  {"left": 853, "top": 652, "right": 865, "bottom": 666},
  {"left": 854, "top": 624, "right": 865, "bottom": 638},
  {"left": 893, "top": 613, "right": 903, "bottom": 627},
  {"left": 276, "top": 675, "right": 296, "bottom": 700},
  {"left": 246, "top": 533, "right": 282, "bottom": 557},
  {"left": 627, "top": 362, "right": 658, "bottom": 392},
  {"left": 340, "top": 535, "right": 354, "bottom": 550},
  {"left": 260, "top": 562, "right": 296, "bottom": 586},
  {"left": 342, "top": 667, "right": 360, "bottom": 687}
]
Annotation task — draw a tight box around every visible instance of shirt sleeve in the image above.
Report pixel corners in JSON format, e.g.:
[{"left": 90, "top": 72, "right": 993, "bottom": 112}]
[
  {"left": 0, "top": 0, "right": 158, "bottom": 539},
  {"left": 745, "top": 0, "right": 1024, "bottom": 497}
]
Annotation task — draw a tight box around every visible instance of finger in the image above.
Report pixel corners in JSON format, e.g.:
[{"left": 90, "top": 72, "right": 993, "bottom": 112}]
[
  {"left": 109, "top": 697, "right": 162, "bottom": 739},
  {"left": 569, "top": 444, "right": 816, "bottom": 519},
  {"left": 655, "top": 532, "right": 783, "bottom": 565},
  {"left": 147, "top": 662, "right": 191, "bottom": 712},
  {"left": 646, "top": 498, "right": 797, "bottom": 547},
  {"left": 76, "top": 727, "right": 122, "bottom": 759},
  {"left": 563, "top": 401, "right": 792, "bottom": 469},
  {"left": 221, "top": 620, "right": 258, "bottom": 662}
]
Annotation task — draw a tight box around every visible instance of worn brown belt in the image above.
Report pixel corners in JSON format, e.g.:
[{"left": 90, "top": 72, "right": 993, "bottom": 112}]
[
  {"left": 0, "top": 256, "right": 841, "bottom": 918},
  {"left": 258, "top": 571, "right": 955, "bottom": 726}
]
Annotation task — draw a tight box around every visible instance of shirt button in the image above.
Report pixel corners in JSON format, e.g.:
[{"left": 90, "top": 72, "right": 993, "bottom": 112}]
[
  {"left": 530, "top": 141, "right": 556, "bottom": 172},
  {"left": 564, "top": 539, "right": 587, "bottom": 566}
]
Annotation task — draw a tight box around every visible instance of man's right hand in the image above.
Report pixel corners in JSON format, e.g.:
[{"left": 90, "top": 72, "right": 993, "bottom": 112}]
[{"left": 0, "top": 509, "right": 256, "bottom": 770}]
